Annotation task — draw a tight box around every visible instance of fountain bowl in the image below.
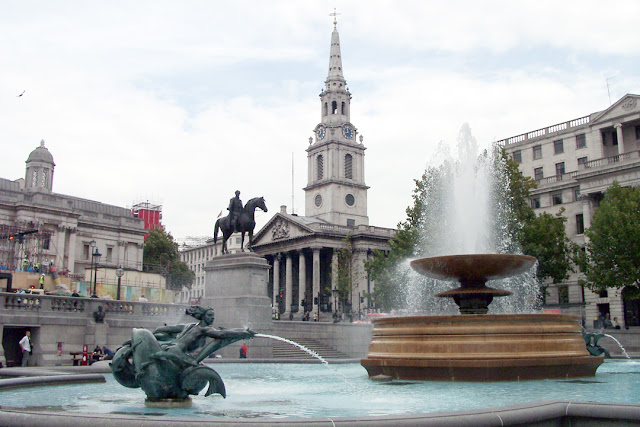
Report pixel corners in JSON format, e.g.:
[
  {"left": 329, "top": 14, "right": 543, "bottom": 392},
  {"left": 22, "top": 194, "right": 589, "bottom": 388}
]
[{"left": 361, "top": 313, "right": 603, "bottom": 381}]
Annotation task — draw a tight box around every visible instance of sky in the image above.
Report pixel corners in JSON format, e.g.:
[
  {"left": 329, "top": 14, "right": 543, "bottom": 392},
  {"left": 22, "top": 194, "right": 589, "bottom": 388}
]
[{"left": 2, "top": 1, "right": 639, "bottom": 240}]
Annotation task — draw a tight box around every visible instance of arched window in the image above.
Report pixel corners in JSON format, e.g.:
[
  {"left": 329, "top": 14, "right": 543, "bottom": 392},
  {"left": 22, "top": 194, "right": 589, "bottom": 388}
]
[
  {"left": 324, "top": 102, "right": 328, "bottom": 116},
  {"left": 345, "top": 154, "right": 353, "bottom": 179},
  {"left": 341, "top": 102, "right": 345, "bottom": 115},
  {"left": 332, "top": 101, "right": 338, "bottom": 114},
  {"left": 317, "top": 155, "right": 324, "bottom": 180}
]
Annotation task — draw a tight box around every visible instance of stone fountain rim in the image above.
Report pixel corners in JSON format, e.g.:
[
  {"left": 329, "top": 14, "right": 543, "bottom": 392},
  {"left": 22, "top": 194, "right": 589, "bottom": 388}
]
[
  {"left": 369, "top": 313, "right": 583, "bottom": 324},
  {"left": 410, "top": 253, "right": 537, "bottom": 282}
]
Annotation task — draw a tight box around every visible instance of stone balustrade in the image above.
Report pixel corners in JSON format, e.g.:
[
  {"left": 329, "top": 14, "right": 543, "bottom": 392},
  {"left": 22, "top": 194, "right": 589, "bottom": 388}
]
[{"left": 1, "top": 292, "right": 185, "bottom": 319}]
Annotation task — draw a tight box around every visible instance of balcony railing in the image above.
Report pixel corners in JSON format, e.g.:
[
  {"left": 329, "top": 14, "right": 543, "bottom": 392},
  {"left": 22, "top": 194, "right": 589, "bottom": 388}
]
[
  {"left": 580, "top": 150, "right": 640, "bottom": 170},
  {"left": 497, "top": 115, "right": 591, "bottom": 147}
]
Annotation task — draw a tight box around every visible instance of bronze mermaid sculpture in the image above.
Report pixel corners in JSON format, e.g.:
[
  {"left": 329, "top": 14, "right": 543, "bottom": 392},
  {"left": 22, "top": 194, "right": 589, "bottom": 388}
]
[{"left": 110, "top": 306, "right": 254, "bottom": 400}]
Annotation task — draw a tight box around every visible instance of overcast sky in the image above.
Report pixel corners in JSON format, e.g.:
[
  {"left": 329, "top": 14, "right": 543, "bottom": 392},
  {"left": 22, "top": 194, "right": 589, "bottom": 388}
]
[{"left": 2, "top": 1, "right": 639, "bottom": 240}]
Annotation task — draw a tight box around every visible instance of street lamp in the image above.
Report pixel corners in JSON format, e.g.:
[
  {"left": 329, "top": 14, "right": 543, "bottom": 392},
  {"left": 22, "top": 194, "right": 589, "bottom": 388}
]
[
  {"left": 115, "top": 265, "right": 124, "bottom": 301},
  {"left": 89, "top": 240, "right": 96, "bottom": 295},
  {"left": 91, "top": 247, "right": 101, "bottom": 296}
]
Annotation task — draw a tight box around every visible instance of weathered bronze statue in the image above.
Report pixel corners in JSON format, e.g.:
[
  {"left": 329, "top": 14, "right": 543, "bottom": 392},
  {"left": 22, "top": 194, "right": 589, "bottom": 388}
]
[
  {"left": 110, "top": 306, "right": 254, "bottom": 401},
  {"left": 214, "top": 196, "right": 268, "bottom": 254}
]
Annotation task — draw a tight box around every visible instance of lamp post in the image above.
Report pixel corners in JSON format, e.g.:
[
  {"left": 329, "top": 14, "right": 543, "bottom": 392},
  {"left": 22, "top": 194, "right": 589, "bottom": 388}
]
[
  {"left": 115, "top": 265, "right": 124, "bottom": 301},
  {"left": 91, "top": 247, "right": 101, "bottom": 296},
  {"left": 89, "top": 240, "right": 96, "bottom": 295}
]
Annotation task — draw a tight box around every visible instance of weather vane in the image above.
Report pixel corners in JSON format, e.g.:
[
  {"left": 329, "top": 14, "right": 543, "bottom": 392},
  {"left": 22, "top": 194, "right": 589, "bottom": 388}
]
[{"left": 329, "top": 8, "right": 341, "bottom": 28}]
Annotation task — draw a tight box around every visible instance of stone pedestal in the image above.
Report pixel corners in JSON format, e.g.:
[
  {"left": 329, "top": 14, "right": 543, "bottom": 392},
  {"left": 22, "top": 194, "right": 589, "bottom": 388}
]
[{"left": 202, "top": 253, "right": 272, "bottom": 358}]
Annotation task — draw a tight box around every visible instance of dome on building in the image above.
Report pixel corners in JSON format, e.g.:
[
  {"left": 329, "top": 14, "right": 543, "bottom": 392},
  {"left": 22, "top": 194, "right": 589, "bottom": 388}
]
[{"left": 26, "top": 140, "right": 55, "bottom": 165}]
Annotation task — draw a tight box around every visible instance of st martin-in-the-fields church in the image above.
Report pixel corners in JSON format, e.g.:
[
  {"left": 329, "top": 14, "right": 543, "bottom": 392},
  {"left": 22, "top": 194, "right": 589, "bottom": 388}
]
[{"left": 251, "top": 20, "right": 395, "bottom": 320}]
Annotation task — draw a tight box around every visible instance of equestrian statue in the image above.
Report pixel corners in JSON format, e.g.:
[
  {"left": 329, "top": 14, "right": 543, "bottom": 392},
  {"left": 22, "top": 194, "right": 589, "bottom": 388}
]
[
  {"left": 110, "top": 306, "right": 254, "bottom": 401},
  {"left": 214, "top": 191, "right": 268, "bottom": 254}
]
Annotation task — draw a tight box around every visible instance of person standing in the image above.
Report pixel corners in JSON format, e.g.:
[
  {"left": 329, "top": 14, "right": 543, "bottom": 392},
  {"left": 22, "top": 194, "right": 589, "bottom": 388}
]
[
  {"left": 19, "top": 331, "right": 32, "bottom": 367},
  {"left": 239, "top": 342, "right": 247, "bottom": 359}
]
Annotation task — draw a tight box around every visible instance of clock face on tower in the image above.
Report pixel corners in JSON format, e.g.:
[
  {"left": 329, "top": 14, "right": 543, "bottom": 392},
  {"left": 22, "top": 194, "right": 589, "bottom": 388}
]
[
  {"left": 315, "top": 125, "right": 326, "bottom": 140},
  {"left": 342, "top": 124, "right": 353, "bottom": 139}
]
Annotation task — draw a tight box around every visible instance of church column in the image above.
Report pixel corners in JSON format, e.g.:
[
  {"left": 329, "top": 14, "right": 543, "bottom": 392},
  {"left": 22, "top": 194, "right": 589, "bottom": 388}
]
[
  {"left": 312, "top": 247, "right": 321, "bottom": 312},
  {"left": 615, "top": 123, "right": 625, "bottom": 156},
  {"left": 298, "top": 250, "right": 307, "bottom": 312},
  {"left": 580, "top": 194, "right": 593, "bottom": 245},
  {"left": 331, "top": 249, "right": 339, "bottom": 311},
  {"left": 285, "top": 252, "right": 293, "bottom": 318},
  {"left": 272, "top": 254, "right": 281, "bottom": 310}
]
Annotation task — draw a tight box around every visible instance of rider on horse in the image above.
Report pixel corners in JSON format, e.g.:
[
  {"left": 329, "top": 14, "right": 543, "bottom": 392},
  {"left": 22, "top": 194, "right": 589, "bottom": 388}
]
[{"left": 228, "top": 190, "right": 243, "bottom": 233}]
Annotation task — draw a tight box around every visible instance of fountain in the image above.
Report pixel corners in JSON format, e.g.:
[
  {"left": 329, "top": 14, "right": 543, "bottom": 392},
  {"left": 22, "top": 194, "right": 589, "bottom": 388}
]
[
  {"left": 361, "top": 253, "right": 604, "bottom": 381},
  {"left": 361, "top": 125, "right": 604, "bottom": 381}
]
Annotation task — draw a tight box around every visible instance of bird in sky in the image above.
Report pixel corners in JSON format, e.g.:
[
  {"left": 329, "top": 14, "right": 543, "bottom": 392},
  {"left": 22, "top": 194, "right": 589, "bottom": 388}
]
[{"left": 17, "top": 90, "right": 25, "bottom": 97}]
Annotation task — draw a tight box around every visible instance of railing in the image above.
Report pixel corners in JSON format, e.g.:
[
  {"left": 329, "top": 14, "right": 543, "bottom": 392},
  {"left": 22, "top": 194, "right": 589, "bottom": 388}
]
[
  {"left": 496, "top": 115, "right": 590, "bottom": 147},
  {"left": 315, "top": 223, "right": 395, "bottom": 236},
  {"left": 0, "top": 292, "right": 186, "bottom": 319},
  {"left": 580, "top": 150, "right": 640, "bottom": 170},
  {"left": 536, "top": 171, "right": 579, "bottom": 185}
]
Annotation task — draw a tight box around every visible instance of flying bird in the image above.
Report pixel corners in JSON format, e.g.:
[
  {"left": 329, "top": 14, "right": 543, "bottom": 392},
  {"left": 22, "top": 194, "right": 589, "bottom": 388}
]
[{"left": 17, "top": 90, "right": 25, "bottom": 97}]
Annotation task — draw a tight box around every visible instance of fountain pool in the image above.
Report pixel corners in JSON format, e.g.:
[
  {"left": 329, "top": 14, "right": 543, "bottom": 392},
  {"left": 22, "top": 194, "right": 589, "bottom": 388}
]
[{"left": 1, "top": 361, "right": 639, "bottom": 419}]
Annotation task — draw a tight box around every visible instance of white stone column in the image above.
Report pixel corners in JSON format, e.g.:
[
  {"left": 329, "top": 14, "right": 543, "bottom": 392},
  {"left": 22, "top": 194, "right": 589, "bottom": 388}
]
[
  {"left": 615, "top": 123, "right": 625, "bottom": 156},
  {"left": 285, "top": 253, "right": 293, "bottom": 317},
  {"left": 312, "top": 247, "right": 321, "bottom": 309},
  {"left": 298, "top": 250, "right": 306, "bottom": 311},
  {"left": 580, "top": 195, "right": 592, "bottom": 245},
  {"left": 272, "top": 255, "right": 280, "bottom": 309}
]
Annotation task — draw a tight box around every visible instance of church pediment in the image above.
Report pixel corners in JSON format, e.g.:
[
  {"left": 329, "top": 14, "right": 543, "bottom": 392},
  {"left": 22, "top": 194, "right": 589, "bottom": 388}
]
[
  {"left": 252, "top": 213, "right": 315, "bottom": 246},
  {"left": 590, "top": 94, "right": 640, "bottom": 126}
]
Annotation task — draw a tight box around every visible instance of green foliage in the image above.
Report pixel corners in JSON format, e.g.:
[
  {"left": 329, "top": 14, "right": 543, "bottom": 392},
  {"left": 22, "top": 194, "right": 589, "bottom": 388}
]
[
  {"left": 143, "top": 227, "right": 195, "bottom": 291},
  {"left": 581, "top": 182, "right": 640, "bottom": 297},
  {"left": 520, "top": 210, "right": 577, "bottom": 284},
  {"left": 334, "top": 234, "right": 359, "bottom": 311}
]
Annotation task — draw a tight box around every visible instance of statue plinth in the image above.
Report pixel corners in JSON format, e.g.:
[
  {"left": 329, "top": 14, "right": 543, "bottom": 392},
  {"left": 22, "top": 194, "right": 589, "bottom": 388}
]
[{"left": 203, "top": 252, "right": 272, "bottom": 358}]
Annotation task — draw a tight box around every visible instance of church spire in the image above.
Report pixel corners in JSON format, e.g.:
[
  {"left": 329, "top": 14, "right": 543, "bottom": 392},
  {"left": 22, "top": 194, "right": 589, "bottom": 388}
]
[{"left": 327, "top": 8, "right": 345, "bottom": 83}]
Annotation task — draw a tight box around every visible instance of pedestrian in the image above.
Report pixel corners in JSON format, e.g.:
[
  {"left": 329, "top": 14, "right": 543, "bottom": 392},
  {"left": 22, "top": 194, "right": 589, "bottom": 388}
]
[
  {"left": 19, "top": 331, "right": 32, "bottom": 367},
  {"left": 239, "top": 342, "right": 247, "bottom": 359},
  {"left": 138, "top": 294, "right": 148, "bottom": 302},
  {"left": 39, "top": 274, "right": 45, "bottom": 289}
]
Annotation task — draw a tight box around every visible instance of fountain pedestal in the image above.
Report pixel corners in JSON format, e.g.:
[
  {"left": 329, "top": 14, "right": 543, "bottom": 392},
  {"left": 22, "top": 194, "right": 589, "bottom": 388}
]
[{"left": 361, "top": 254, "right": 604, "bottom": 381}]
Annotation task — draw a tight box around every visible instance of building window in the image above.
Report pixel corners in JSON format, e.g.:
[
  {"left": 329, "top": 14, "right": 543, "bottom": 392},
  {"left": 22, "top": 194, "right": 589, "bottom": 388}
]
[
  {"left": 347, "top": 219, "right": 355, "bottom": 227},
  {"left": 636, "top": 125, "right": 640, "bottom": 140},
  {"left": 345, "top": 154, "right": 353, "bottom": 179},
  {"left": 612, "top": 131, "right": 618, "bottom": 146},
  {"left": 531, "top": 197, "right": 540, "bottom": 209},
  {"left": 533, "top": 145, "right": 542, "bottom": 160},
  {"left": 577, "top": 157, "right": 588, "bottom": 167},
  {"left": 317, "top": 155, "right": 324, "bottom": 180},
  {"left": 555, "top": 162, "right": 565, "bottom": 176},
  {"left": 106, "top": 247, "right": 113, "bottom": 262},
  {"left": 554, "top": 139, "right": 564, "bottom": 154},
  {"left": 332, "top": 101, "right": 338, "bottom": 114},
  {"left": 576, "top": 214, "right": 584, "bottom": 234},
  {"left": 552, "top": 192, "right": 563, "bottom": 205},
  {"left": 534, "top": 167, "right": 544, "bottom": 181},
  {"left": 513, "top": 150, "right": 522, "bottom": 163},
  {"left": 341, "top": 101, "right": 346, "bottom": 115},
  {"left": 315, "top": 194, "right": 322, "bottom": 207},
  {"left": 345, "top": 194, "right": 355, "bottom": 206},
  {"left": 574, "top": 189, "right": 581, "bottom": 201},
  {"left": 83, "top": 244, "right": 90, "bottom": 260},
  {"left": 576, "top": 133, "right": 586, "bottom": 149},
  {"left": 558, "top": 286, "right": 569, "bottom": 304}
]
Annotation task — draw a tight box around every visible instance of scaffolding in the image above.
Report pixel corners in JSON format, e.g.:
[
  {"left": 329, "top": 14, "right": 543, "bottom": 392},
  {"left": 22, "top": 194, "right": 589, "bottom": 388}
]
[{"left": 0, "top": 224, "right": 52, "bottom": 272}]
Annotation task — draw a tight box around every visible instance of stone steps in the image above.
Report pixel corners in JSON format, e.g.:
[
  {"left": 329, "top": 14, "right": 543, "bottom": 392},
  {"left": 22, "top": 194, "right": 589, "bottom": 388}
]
[{"left": 271, "top": 337, "right": 349, "bottom": 360}]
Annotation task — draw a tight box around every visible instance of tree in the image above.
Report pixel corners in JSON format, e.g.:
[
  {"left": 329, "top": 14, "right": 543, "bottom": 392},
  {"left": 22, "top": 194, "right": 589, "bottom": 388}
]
[
  {"left": 520, "top": 210, "right": 577, "bottom": 284},
  {"left": 143, "top": 227, "right": 195, "bottom": 291},
  {"left": 334, "top": 234, "right": 357, "bottom": 314},
  {"left": 580, "top": 182, "right": 640, "bottom": 299}
]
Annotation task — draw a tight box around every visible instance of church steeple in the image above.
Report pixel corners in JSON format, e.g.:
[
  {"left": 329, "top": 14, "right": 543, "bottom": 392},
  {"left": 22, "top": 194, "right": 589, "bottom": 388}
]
[{"left": 304, "top": 16, "right": 369, "bottom": 227}]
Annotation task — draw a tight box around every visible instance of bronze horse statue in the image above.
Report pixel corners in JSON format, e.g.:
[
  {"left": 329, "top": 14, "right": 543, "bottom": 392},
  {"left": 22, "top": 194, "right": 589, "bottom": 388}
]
[{"left": 214, "top": 196, "right": 267, "bottom": 254}]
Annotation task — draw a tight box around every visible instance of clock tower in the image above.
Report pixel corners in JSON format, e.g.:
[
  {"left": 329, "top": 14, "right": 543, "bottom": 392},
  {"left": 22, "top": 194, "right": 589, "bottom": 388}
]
[{"left": 304, "top": 20, "right": 369, "bottom": 227}]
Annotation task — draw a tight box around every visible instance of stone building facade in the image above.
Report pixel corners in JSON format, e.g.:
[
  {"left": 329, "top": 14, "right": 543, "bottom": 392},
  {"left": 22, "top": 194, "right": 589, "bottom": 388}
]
[
  {"left": 500, "top": 94, "right": 640, "bottom": 328},
  {"left": 0, "top": 141, "right": 146, "bottom": 286},
  {"left": 250, "top": 22, "right": 395, "bottom": 321}
]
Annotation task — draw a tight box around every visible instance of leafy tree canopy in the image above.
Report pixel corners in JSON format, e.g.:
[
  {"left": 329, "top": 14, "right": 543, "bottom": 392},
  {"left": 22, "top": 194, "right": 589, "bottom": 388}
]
[
  {"left": 580, "top": 182, "right": 640, "bottom": 298},
  {"left": 143, "top": 227, "right": 195, "bottom": 291}
]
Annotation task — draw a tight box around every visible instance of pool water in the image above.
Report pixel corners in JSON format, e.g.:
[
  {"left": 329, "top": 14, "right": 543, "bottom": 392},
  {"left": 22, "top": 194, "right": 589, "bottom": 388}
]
[{"left": 2, "top": 360, "right": 639, "bottom": 419}]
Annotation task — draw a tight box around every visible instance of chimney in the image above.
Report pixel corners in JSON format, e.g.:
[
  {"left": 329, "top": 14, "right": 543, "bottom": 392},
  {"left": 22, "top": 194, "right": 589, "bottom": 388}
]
[{"left": 280, "top": 205, "right": 287, "bottom": 214}]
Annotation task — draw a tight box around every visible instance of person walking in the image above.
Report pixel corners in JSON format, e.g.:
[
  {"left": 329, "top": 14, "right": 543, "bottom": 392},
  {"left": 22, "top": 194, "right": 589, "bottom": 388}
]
[{"left": 19, "top": 331, "right": 32, "bottom": 367}]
